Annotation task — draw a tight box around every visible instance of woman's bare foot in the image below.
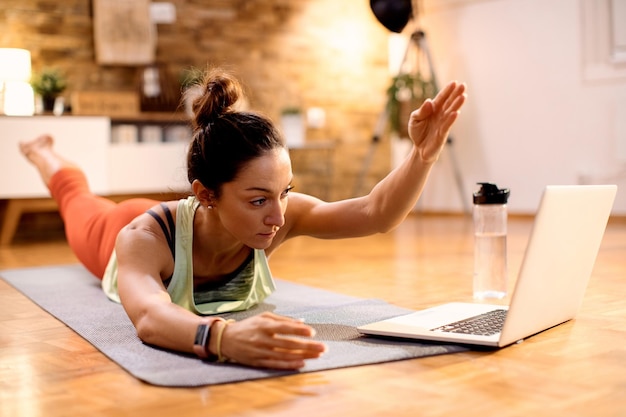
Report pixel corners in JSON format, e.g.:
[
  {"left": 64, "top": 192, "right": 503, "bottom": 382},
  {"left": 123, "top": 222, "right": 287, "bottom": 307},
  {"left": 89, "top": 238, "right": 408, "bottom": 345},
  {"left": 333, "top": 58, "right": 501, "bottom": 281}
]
[
  {"left": 19, "top": 134, "right": 54, "bottom": 159},
  {"left": 19, "top": 134, "right": 77, "bottom": 186}
]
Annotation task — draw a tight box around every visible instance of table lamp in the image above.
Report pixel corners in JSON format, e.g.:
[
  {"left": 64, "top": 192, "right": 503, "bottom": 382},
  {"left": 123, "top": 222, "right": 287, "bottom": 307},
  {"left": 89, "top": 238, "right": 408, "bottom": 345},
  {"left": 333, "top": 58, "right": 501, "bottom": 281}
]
[{"left": 0, "top": 48, "right": 35, "bottom": 116}]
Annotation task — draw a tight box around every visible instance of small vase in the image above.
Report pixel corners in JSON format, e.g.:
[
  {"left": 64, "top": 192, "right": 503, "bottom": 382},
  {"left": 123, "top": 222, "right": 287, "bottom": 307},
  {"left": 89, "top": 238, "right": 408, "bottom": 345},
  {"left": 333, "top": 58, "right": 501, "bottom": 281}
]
[{"left": 42, "top": 95, "right": 56, "bottom": 113}]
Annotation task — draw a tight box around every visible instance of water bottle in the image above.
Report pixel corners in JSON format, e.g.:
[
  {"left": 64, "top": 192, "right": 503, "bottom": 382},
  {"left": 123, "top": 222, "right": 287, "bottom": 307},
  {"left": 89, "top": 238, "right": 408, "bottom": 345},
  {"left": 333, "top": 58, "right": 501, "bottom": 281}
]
[{"left": 473, "top": 183, "right": 510, "bottom": 300}]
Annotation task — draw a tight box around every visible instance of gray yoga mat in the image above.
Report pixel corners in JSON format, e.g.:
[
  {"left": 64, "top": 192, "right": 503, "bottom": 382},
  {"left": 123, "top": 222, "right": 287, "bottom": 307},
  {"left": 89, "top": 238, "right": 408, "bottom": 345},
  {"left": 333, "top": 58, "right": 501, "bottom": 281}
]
[{"left": 1, "top": 264, "right": 466, "bottom": 387}]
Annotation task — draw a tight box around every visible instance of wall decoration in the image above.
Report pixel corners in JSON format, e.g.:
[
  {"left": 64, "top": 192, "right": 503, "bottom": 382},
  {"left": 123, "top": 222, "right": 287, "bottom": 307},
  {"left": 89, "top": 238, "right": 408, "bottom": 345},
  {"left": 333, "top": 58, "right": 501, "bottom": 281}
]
[{"left": 93, "top": 0, "right": 155, "bottom": 65}]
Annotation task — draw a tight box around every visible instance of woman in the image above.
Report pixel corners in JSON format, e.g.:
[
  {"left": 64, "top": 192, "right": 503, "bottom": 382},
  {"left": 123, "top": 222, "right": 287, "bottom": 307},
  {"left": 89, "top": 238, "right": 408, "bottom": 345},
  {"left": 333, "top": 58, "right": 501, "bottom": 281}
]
[{"left": 20, "top": 68, "right": 466, "bottom": 370}]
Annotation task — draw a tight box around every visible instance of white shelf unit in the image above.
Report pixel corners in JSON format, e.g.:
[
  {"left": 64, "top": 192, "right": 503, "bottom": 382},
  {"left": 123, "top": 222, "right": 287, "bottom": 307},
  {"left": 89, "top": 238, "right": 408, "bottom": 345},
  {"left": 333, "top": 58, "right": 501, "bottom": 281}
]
[
  {"left": 108, "top": 114, "right": 192, "bottom": 194},
  {"left": 0, "top": 114, "right": 192, "bottom": 245}
]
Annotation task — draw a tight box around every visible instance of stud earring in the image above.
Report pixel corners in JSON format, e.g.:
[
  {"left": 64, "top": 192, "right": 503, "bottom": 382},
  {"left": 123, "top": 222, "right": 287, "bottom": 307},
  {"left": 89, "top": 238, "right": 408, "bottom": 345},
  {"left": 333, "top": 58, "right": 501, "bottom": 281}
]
[{"left": 207, "top": 205, "right": 213, "bottom": 209}]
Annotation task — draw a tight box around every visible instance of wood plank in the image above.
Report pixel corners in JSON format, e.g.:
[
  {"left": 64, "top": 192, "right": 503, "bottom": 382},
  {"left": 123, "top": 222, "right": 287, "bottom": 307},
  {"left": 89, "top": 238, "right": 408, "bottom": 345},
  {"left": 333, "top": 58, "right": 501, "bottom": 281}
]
[{"left": 71, "top": 91, "right": 140, "bottom": 116}]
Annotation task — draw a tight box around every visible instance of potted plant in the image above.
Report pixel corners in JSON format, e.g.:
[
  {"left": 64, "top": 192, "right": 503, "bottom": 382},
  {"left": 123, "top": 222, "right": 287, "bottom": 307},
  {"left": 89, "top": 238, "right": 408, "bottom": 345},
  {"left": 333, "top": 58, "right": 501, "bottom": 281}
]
[
  {"left": 386, "top": 72, "right": 437, "bottom": 138},
  {"left": 30, "top": 68, "right": 67, "bottom": 112}
]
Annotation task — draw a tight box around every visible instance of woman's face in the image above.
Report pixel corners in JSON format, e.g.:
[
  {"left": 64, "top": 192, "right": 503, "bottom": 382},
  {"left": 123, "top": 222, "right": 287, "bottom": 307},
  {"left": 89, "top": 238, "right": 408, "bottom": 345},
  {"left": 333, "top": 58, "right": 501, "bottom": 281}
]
[{"left": 214, "top": 147, "right": 293, "bottom": 249}]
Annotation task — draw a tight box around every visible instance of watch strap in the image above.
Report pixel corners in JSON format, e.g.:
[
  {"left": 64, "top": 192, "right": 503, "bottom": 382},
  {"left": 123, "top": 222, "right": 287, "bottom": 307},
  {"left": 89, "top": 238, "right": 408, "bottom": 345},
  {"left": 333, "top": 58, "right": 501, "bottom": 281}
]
[{"left": 193, "top": 318, "right": 224, "bottom": 359}]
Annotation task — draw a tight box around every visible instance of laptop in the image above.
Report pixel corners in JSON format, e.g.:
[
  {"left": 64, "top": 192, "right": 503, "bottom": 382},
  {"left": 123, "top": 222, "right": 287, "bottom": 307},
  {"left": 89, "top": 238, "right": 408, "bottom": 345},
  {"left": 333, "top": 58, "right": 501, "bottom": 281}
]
[{"left": 358, "top": 185, "right": 617, "bottom": 347}]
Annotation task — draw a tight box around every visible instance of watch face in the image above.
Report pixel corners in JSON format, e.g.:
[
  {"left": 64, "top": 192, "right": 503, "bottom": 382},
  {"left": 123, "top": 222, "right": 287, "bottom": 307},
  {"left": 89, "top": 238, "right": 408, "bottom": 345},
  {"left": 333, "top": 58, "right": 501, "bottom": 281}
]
[{"left": 194, "top": 324, "right": 209, "bottom": 346}]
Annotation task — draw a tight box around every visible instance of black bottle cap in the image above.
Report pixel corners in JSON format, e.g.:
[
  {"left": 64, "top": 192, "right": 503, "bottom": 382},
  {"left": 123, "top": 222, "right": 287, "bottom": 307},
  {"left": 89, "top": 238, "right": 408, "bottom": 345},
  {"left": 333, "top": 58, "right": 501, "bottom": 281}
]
[{"left": 473, "top": 182, "right": 510, "bottom": 204}]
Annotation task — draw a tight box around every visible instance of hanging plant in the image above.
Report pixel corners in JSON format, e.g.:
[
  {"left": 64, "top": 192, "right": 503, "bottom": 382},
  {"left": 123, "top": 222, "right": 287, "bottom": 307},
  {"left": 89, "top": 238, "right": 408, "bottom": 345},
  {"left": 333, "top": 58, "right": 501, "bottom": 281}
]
[{"left": 386, "top": 72, "right": 437, "bottom": 137}]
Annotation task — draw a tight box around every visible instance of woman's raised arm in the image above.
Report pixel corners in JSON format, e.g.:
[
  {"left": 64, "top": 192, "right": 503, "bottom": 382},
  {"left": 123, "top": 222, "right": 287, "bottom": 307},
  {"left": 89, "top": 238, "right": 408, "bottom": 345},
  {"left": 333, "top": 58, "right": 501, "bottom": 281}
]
[{"left": 283, "top": 81, "right": 466, "bottom": 240}]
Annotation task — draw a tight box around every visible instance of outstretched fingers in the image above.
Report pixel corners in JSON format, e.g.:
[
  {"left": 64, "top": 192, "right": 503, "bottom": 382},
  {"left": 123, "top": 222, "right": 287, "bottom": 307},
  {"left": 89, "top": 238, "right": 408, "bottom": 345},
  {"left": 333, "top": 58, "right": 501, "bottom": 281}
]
[
  {"left": 257, "top": 316, "right": 327, "bottom": 357},
  {"left": 434, "top": 81, "right": 466, "bottom": 112},
  {"left": 431, "top": 80, "right": 458, "bottom": 109},
  {"left": 272, "top": 333, "right": 327, "bottom": 355},
  {"left": 425, "top": 82, "right": 466, "bottom": 134},
  {"left": 439, "top": 92, "right": 466, "bottom": 131},
  {"left": 442, "top": 83, "right": 466, "bottom": 113},
  {"left": 408, "top": 81, "right": 466, "bottom": 127},
  {"left": 251, "top": 337, "right": 326, "bottom": 370},
  {"left": 239, "top": 334, "right": 326, "bottom": 370}
]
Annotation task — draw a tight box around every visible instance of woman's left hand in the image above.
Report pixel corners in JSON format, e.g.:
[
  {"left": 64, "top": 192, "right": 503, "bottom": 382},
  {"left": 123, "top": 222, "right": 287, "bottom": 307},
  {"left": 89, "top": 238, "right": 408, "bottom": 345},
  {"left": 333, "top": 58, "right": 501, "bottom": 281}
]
[{"left": 408, "top": 81, "right": 467, "bottom": 163}]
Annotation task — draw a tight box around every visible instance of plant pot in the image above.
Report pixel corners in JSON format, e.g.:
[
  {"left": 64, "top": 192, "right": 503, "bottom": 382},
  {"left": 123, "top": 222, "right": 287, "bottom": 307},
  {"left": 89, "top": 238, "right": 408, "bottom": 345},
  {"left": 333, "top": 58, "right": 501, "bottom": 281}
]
[{"left": 42, "top": 96, "right": 56, "bottom": 112}]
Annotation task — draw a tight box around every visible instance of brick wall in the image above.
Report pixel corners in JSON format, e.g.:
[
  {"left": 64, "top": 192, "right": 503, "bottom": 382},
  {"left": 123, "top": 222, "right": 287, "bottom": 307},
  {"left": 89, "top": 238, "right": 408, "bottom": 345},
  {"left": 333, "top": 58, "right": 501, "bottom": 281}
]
[{"left": 0, "top": 0, "right": 394, "bottom": 200}]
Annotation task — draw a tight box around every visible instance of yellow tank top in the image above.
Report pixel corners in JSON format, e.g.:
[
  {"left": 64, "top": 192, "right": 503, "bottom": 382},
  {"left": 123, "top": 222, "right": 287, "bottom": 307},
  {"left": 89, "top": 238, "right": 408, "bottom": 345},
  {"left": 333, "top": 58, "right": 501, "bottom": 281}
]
[{"left": 102, "top": 196, "right": 276, "bottom": 315}]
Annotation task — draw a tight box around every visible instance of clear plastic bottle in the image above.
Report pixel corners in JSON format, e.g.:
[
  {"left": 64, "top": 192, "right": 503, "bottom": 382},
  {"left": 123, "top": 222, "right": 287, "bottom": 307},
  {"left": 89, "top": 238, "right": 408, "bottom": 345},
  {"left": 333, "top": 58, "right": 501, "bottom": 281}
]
[{"left": 473, "top": 183, "right": 510, "bottom": 300}]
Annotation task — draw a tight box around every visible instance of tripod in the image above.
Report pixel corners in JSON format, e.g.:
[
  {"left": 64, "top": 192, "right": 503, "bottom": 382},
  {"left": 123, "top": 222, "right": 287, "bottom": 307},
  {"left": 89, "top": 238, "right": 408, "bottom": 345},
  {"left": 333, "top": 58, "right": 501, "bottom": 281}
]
[{"left": 353, "top": 30, "right": 469, "bottom": 214}]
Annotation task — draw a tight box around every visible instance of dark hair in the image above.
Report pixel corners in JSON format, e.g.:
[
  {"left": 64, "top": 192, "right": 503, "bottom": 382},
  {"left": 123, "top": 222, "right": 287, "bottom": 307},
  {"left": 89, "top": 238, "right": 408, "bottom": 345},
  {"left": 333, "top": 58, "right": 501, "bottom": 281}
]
[{"left": 186, "top": 68, "right": 285, "bottom": 197}]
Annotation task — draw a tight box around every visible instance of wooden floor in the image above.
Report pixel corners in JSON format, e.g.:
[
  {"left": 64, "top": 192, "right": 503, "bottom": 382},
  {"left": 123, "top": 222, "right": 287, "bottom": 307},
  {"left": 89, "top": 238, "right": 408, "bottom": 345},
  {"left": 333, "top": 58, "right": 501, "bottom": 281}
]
[{"left": 1, "top": 213, "right": 625, "bottom": 417}]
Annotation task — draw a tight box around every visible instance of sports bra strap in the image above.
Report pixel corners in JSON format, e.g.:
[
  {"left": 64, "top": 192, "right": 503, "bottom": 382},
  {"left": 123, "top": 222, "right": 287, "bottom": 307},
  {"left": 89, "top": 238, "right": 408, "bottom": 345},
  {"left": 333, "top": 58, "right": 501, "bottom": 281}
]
[{"left": 146, "top": 203, "right": 175, "bottom": 258}]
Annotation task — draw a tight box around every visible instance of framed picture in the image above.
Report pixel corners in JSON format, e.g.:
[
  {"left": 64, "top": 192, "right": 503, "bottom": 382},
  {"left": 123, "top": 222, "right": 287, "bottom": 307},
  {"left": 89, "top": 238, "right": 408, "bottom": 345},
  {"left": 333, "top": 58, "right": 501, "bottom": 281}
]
[{"left": 93, "top": 0, "right": 155, "bottom": 65}]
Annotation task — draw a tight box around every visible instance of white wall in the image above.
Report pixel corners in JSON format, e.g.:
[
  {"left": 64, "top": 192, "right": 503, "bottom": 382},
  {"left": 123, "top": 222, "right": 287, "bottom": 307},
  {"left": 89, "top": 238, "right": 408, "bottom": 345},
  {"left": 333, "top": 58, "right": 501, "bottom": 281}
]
[{"left": 408, "top": 0, "right": 626, "bottom": 215}]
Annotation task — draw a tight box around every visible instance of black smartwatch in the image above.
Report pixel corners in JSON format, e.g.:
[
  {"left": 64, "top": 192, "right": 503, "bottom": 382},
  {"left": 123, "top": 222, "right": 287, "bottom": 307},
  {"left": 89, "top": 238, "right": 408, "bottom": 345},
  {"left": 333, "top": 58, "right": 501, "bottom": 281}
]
[{"left": 193, "top": 322, "right": 216, "bottom": 359}]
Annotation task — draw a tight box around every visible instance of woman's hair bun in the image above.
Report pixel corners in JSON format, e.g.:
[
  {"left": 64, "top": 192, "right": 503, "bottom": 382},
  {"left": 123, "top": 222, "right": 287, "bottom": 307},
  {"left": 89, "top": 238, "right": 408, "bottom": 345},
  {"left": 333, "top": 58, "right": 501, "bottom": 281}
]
[{"left": 190, "top": 68, "right": 244, "bottom": 130}]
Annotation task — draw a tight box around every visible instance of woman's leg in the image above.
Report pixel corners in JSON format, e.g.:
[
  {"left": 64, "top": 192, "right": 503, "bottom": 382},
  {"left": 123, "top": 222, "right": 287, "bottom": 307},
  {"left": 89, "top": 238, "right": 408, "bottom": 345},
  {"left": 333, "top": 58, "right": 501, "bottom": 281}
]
[
  {"left": 19, "top": 134, "right": 77, "bottom": 185},
  {"left": 20, "top": 135, "right": 158, "bottom": 278}
]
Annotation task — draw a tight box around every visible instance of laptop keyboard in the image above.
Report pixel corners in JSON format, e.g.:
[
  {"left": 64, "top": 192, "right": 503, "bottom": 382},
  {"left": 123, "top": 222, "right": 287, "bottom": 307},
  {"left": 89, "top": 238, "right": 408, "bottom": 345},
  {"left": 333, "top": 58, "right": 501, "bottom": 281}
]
[{"left": 431, "top": 309, "right": 508, "bottom": 336}]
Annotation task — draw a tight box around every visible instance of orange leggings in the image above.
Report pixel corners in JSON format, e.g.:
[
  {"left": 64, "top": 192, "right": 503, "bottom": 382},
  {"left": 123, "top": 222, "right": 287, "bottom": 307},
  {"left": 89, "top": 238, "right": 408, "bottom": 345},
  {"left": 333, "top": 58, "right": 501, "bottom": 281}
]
[{"left": 49, "top": 168, "right": 158, "bottom": 279}]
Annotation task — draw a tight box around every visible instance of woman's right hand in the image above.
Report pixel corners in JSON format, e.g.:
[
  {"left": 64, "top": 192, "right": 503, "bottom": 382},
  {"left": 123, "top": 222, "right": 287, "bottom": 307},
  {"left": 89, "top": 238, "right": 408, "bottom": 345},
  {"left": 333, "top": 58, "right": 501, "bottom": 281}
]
[{"left": 215, "top": 312, "right": 327, "bottom": 369}]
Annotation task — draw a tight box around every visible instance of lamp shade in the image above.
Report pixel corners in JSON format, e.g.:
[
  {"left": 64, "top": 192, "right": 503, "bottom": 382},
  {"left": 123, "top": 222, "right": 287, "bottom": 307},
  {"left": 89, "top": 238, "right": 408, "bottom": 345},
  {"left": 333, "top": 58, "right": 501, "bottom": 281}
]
[
  {"left": 0, "top": 48, "right": 32, "bottom": 81},
  {"left": 3, "top": 81, "right": 35, "bottom": 115},
  {"left": 370, "top": 0, "right": 413, "bottom": 33},
  {"left": 0, "top": 48, "right": 35, "bottom": 115}
]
